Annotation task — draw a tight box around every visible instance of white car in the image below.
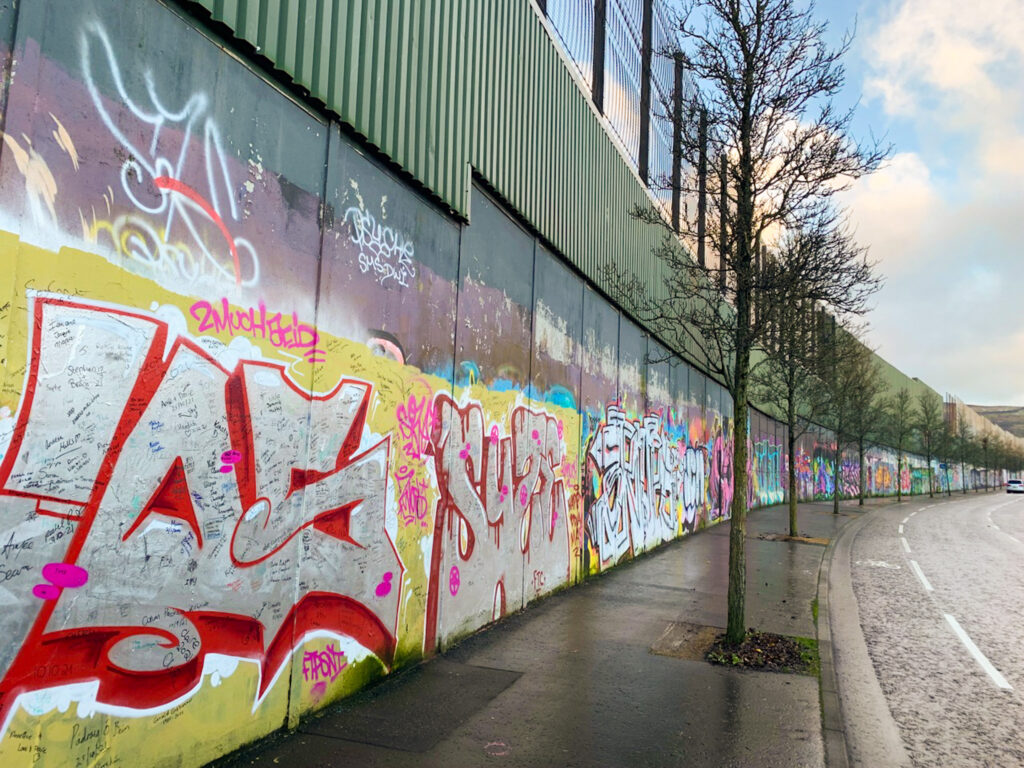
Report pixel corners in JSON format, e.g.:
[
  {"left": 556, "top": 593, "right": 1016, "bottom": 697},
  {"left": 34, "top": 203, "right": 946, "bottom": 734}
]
[{"left": 1007, "top": 479, "right": 1024, "bottom": 494}]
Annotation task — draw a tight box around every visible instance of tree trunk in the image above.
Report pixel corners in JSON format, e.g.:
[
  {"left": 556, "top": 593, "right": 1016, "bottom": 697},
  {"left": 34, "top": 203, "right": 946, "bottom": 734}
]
[
  {"left": 788, "top": 405, "right": 798, "bottom": 536},
  {"left": 727, "top": 89, "right": 754, "bottom": 645},
  {"left": 858, "top": 441, "right": 866, "bottom": 506},
  {"left": 727, "top": 366, "right": 750, "bottom": 644},
  {"left": 833, "top": 439, "right": 840, "bottom": 514},
  {"left": 928, "top": 451, "right": 934, "bottom": 498},
  {"left": 896, "top": 450, "right": 903, "bottom": 502}
]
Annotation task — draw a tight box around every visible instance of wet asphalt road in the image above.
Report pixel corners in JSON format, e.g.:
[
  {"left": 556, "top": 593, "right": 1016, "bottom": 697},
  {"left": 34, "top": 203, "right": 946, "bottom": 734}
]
[{"left": 850, "top": 492, "right": 1024, "bottom": 766}]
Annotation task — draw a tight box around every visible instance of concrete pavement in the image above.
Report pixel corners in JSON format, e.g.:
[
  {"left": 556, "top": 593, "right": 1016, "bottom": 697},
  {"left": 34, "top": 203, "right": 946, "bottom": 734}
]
[{"left": 211, "top": 497, "right": 904, "bottom": 768}]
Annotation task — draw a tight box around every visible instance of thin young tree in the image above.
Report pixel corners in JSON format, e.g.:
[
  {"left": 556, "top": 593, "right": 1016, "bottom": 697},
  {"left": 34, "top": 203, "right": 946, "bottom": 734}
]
[
  {"left": 981, "top": 435, "right": 990, "bottom": 490},
  {"left": 817, "top": 322, "right": 876, "bottom": 513},
  {"left": 844, "top": 345, "right": 885, "bottom": 505},
  {"left": 914, "top": 391, "right": 944, "bottom": 498},
  {"left": 956, "top": 417, "right": 972, "bottom": 494},
  {"left": 972, "top": 434, "right": 986, "bottom": 492},
  {"left": 609, "top": 0, "right": 886, "bottom": 644},
  {"left": 884, "top": 388, "right": 914, "bottom": 502},
  {"left": 994, "top": 436, "right": 1013, "bottom": 487},
  {"left": 750, "top": 237, "right": 846, "bottom": 535},
  {"left": 938, "top": 415, "right": 954, "bottom": 496}
]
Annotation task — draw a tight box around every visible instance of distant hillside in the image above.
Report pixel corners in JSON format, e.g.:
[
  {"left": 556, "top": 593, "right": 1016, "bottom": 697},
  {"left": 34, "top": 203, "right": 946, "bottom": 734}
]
[{"left": 970, "top": 405, "right": 1024, "bottom": 439}]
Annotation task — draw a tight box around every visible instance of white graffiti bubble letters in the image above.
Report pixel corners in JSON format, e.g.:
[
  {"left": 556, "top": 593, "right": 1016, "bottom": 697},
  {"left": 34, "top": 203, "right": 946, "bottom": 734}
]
[{"left": 586, "top": 405, "right": 707, "bottom": 566}]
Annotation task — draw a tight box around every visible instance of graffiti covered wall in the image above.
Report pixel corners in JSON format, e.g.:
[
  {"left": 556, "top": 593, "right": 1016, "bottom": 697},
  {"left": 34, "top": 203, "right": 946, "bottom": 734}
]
[
  {"left": 0, "top": 3, "right": 733, "bottom": 765},
  {"left": 0, "top": 2, "right": 980, "bottom": 766}
]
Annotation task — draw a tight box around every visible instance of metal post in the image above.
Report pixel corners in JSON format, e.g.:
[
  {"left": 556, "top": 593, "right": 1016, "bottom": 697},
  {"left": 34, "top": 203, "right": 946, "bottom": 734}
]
[
  {"left": 808, "top": 303, "right": 816, "bottom": 357},
  {"left": 593, "top": 0, "right": 607, "bottom": 114},
  {"left": 697, "top": 109, "right": 707, "bottom": 266},
  {"left": 671, "top": 56, "right": 684, "bottom": 233},
  {"left": 718, "top": 153, "right": 727, "bottom": 292},
  {"left": 638, "top": 0, "right": 653, "bottom": 182}
]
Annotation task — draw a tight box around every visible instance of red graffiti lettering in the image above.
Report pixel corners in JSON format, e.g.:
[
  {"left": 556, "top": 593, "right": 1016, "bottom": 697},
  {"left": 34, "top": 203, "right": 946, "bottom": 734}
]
[
  {"left": 0, "top": 298, "right": 401, "bottom": 720},
  {"left": 154, "top": 176, "right": 242, "bottom": 286},
  {"left": 424, "top": 396, "right": 570, "bottom": 652}
]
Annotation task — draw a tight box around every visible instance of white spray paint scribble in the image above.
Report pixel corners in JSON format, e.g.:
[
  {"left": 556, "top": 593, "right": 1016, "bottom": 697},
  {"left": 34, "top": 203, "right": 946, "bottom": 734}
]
[{"left": 343, "top": 206, "right": 416, "bottom": 287}]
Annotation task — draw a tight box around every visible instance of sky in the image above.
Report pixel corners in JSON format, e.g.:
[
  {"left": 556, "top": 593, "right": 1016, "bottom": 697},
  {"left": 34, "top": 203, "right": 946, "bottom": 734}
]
[{"left": 814, "top": 0, "right": 1024, "bottom": 405}]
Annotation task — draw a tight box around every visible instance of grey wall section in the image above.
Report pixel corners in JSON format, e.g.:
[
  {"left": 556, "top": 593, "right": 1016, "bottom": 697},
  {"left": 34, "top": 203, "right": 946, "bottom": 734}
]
[
  {"left": 322, "top": 129, "right": 461, "bottom": 381},
  {"left": 531, "top": 247, "right": 585, "bottom": 580},
  {"left": 0, "top": 2, "right": 984, "bottom": 767},
  {"left": 184, "top": 0, "right": 679, "bottom": 344}
]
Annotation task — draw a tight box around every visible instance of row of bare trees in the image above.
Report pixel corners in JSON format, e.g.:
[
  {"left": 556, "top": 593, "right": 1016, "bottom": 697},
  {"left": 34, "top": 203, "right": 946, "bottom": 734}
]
[
  {"left": 749, "top": 286, "right": 1017, "bottom": 519},
  {"left": 604, "top": 0, "right": 1024, "bottom": 646},
  {"left": 865, "top": 388, "right": 1024, "bottom": 499},
  {"left": 609, "top": 0, "right": 891, "bottom": 643}
]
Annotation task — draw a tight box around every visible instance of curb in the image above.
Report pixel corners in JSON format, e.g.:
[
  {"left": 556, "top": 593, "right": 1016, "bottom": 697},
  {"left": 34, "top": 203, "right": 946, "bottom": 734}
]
[
  {"left": 814, "top": 497, "right": 908, "bottom": 768},
  {"left": 816, "top": 522, "right": 849, "bottom": 768}
]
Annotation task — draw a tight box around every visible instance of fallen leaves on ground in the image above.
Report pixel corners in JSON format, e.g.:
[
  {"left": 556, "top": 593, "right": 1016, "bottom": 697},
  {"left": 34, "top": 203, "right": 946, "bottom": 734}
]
[{"left": 705, "top": 631, "right": 817, "bottom": 675}]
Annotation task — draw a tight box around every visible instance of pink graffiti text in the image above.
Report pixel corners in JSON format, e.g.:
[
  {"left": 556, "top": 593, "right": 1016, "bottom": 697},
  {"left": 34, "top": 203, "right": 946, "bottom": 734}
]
[
  {"left": 189, "top": 298, "right": 324, "bottom": 362},
  {"left": 394, "top": 393, "right": 436, "bottom": 528},
  {"left": 301, "top": 643, "right": 348, "bottom": 683}
]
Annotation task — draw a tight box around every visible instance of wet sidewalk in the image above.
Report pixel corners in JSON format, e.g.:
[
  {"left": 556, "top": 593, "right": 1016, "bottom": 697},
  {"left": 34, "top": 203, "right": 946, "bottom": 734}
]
[{"left": 215, "top": 501, "right": 873, "bottom": 768}]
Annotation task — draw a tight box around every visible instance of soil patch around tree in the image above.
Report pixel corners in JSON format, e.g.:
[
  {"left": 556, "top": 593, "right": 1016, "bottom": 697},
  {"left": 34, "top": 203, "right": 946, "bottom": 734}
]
[
  {"left": 706, "top": 630, "right": 819, "bottom": 675},
  {"left": 651, "top": 622, "right": 819, "bottom": 677},
  {"left": 757, "top": 532, "right": 830, "bottom": 546}
]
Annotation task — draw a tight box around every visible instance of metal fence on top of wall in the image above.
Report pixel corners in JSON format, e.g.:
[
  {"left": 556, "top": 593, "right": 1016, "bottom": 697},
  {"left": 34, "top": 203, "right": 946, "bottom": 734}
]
[{"left": 543, "top": 0, "right": 691, "bottom": 221}]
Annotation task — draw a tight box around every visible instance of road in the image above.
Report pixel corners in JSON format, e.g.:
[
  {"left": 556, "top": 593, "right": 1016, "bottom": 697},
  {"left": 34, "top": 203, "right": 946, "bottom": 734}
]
[{"left": 845, "top": 492, "right": 1024, "bottom": 766}]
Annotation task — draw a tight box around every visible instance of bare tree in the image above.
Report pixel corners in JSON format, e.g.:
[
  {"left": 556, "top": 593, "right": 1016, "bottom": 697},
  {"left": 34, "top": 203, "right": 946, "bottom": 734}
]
[
  {"left": 938, "top": 415, "right": 954, "bottom": 497},
  {"left": 750, "top": 236, "right": 842, "bottom": 535},
  {"left": 956, "top": 417, "right": 972, "bottom": 494},
  {"left": 972, "top": 434, "right": 987, "bottom": 492},
  {"left": 609, "top": 0, "right": 886, "bottom": 644},
  {"left": 884, "top": 388, "right": 914, "bottom": 502},
  {"left": 978, "top": 436, "right": 987, "bottom": 489},
  {"left": 993, "top": 436, "right": 1018, "bottom": 488},
  {"left": 914, "top": 391, "right": 944, "bottom": 498},
  {"left": 844, "top": 344, "right": 885, "bottom": 506},
  {"left": 818, "top": 323, "right": 878, "bottom": 513}
]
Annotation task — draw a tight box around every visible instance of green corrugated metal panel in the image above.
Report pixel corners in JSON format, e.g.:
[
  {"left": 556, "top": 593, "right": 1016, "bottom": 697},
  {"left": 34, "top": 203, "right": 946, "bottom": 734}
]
[
  {"left": 188, "top": 0, "right": 938, "bottom": 417},
  {"left": 873, "top": 352, "right": 941, "bottom": 402},
  {"left": 186, "top": 0, "right": 666, "bottom": 302},
  {"left": 197, "top": 0, "right": 467, "bottom": 213}
]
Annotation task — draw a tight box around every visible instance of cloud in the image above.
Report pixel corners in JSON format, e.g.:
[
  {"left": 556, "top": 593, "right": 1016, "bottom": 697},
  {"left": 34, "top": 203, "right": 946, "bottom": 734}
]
[
  {"left": 933, "top": 328, "right": 1024, "bottom": 406},
  {"left": 862, "top": 0, "right": 1024, "bottom": 191},
  {"left": 841, "top": 152, "right": 942, "bottom": 275},
  {"left": 839, "top": 0, "right": 1024, "bottom": 405},
  {"left": 864, "top": 0, "right": 1024, "bottom": 125}
]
